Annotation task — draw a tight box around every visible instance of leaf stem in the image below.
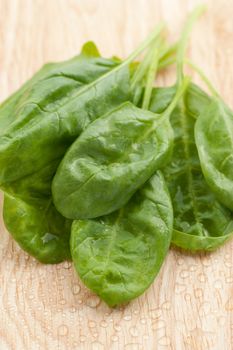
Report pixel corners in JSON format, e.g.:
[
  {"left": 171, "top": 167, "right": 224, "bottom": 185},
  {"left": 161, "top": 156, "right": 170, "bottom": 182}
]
[
  {"left": 159, "top": 43, "right": 177, "bottom": 65},
  {"left": 131, "top": 42, "right": 158, "bottom": 90},
  {"left": 158, "top": 56, "right": 176, "bottom": 70},
  {"left": 156, "top": 43, "right": 178, "bottom": 70},
  {"left": 142, "top": 40, "right": 164, "bottom": 110},
  {"left": 51, "top": 23, "right": 165, "bottom": 107},
  {"left": 161, "top": 76, "right": 191, "bottom": 120},
  {"left": 122, "top": 22, "right": 165, "bottom": 68},
  {"left": 177, "top": 5, "right": 206, "bottom": 85},
  {"left": 185, "top": 59, "right": 219, "bottom": 97},
  {"left": 133, "top": 39, "right": 178, "bottom": 109},
  {"left": 131, "top": 35, "right": 165, "bottom": 90}
]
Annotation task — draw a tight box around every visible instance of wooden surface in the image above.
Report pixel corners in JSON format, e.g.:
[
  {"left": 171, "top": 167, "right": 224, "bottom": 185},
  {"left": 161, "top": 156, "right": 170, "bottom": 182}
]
[{"left": 0, "top": 0, "right": 233, "bottom": 349}]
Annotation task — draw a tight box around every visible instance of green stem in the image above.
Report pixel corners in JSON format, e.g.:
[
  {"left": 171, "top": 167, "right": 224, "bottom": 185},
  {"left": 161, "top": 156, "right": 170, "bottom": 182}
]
[
  {"left": 157, "top": 43, "right": 178, "bottom": 70},
  {"left": 131, "top": 35, "right": 165, "bottom": 89},
  {"left": 161, "top": 76, "right": 191, "bottom": 120},
  {"left": 159, "top": 43, "right": 177, "bottom": 65},
  {"left": 142, "top": 45, "right": 160, "bottom": 110},
  {"left": 185, "top": 59, "right": 219, "bottom": 97},
  {"left": 158, "top": 56, "right": 176, "bottom": 70},
  {"left": 177, "top": 5, "right": 206, "bottom": 85},
  {"left": 132, "top": 38, "right": 176, "bottom": 93},
  {"left": 59, "top": 23, "right": 165, "bottom": 104},
  {"left": 122, "top": 22, "right": 165, "bottom": 69},
  {"left": 131, "top": 44, "right": 157, "bottom": 89}
]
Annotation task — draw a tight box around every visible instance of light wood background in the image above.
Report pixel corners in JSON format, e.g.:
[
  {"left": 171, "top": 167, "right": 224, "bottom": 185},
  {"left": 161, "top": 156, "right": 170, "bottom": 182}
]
[{"left": 0, "top": 0, "right": 233, "bottom": 349}]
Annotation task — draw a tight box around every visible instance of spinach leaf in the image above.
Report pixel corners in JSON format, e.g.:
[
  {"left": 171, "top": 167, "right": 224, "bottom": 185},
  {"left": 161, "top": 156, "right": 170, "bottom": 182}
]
[
  {"left": 52, "top": 102, "right": 172, "bottom": 219},
  {"left": 0, "top": 26, "right": 165, "bottom": 203},
  {"left": 150, "top": 86, "right": 233, "bottom": 251},
  {"left": 70, "top": 171, "right": 173, "bottom": 306},
  {"left": 52, "top": 78, "right": 188, "bottom": 219},
  {"left": 1, "top": 41, "right": 118, "bottom": 263},
  {"left": 149, "top": 5, "right": 233, "bottom": 251},
  {"left": 0, "top": 51, "right": 129, "bottom": 203},
  {"left": 195, "top": 88, "right": 233, "bottom": 212},
  {"left": 0, "top": 41, "right": 103, "bottom": 133},
  {"left": 149, "top": 82, "right": 210, "bottom": 117},
  {"left": 1, "top": 30, "right": 165, "bottom": 263},
  {"left": 3, "top": 194, "right": 71, "bottom": 263}
]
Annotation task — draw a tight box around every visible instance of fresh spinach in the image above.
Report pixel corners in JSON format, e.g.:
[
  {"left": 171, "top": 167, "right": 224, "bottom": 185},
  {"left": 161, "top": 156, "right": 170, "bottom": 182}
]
[
  {"left": 0, "top": 45, "right": 130, "bottom": 202},
  {"left": 0, "top": 26, "right": 167, "bottom": 203},
  {"left": 194, "top": 71, "right": 233, "bottom": 211},
  {"left": 3, "top": 194, "right": 71, "bottom": 263},
  {"left": 52, "top": 75, "right": 189, "bottom": 219},
  {"left": 70, "top": 171, "right": 173, "bottom": 306},
  {"left": 150, "top": 86, "right": 233, "bottom": 251},
  {"left": 52, "top": 101, "right": 173, "bottom": 219},
  {"left": 1, "top": 27, "right": 167, "bottom": 263},
  {"left": 0, "top": 42, "right": 105, "bottom": 134},
  {"left": 1, "top": 5, "right": 233, "bottom": 306},
  {"left": 149, "top": 82, "right": 210, "bottom": 117},
  {"left": 149, "top": 5, "right": 233, "bottom": 251},
  {"left": 1, "top": 41, "right": 122, "bottom": 263}
]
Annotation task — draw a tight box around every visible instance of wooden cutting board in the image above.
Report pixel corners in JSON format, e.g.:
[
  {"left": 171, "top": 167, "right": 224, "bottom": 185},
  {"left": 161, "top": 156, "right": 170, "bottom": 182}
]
[{"left": 0, "top": 0, "right": 232, "bottom": 349}]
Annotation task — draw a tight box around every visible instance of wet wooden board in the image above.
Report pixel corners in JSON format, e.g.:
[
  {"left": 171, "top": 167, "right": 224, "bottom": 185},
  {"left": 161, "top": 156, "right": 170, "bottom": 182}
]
[{"left": 0, "top": 0, "right": 232, "bottom": 349}]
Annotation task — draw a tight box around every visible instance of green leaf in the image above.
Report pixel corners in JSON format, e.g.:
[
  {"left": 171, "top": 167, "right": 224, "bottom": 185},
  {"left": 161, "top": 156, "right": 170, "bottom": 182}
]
[
  {"left": 150, "top": 85, "right": 233, "bottom": 251},
  {"left": 149, "top": 82, "right": 210, "bottom": 118},
  {"left": 0, "top": 45, "right": 107, "bottom": 133},
  {"left": 0, "top": 24, "right": 165, "bottom": 203},
  {"left": 3, "top": 194, "right": 71, "bottom": 264},
  {"left": 81, "top": 41, "right": 100, "bottom": 57},
  {"left": 70, "top": 171, "right": 173, "bottom": 306},
  {"left": 195, "top": 98, "right": 233, "bottom": 211},
  {"left": 52, "top": 101, "right": 173, "bottom": 219},
  {"left": 0, "top": 27, "right": 164, "bottom": 263},
  {"left": 52, "top": 78, "right": 189, "bottom": 220},
  {"left": 0, "top": 52, "right": 128, "bottom": 203}
]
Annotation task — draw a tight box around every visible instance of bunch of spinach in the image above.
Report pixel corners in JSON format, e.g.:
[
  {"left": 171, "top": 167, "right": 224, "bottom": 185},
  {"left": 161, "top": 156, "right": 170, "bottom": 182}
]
[
  {"left": 68, "top": 42, "right": 189, "bottom": 305},
  {"left": 0, "top": 5, "right": 233, "bottom": 306},
  {"left": 148, "top": 6, "right": 233, "bottom": 251},
  {"left": 1, "top": 25, "right": 169, "bottom": 264},
  {"left": 52, "top": 77, "right": 188, "bottom": 219}
]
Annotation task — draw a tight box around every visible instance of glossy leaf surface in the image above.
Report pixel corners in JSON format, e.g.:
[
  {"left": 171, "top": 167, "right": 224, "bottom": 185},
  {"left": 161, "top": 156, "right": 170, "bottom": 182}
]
[
  {"left": 70, "top": 172, "right": 173, "bottom": 306},
  {"left": 149, "top": 82, "right": 210, "bottom": 117},
  {"left": 3, "top": 194, "right": 71, "bottom": 264},
  {"left": 0, "top": 47, "right": 130, "bottom": 203},
  {"left": 0, "top": 41, "right": 101, "bottom": 133},
  {"left": 52, "top": 101, "right": 173, "bottom": 219},
  {"left": 195, "top": 98, "right": 233, "bottom": 211},
  {"left": 150, "top": 85, "right": 233, "bottom": 251},
  {"left": 0, "top": 42, "right": 126, "bottom": 264}
]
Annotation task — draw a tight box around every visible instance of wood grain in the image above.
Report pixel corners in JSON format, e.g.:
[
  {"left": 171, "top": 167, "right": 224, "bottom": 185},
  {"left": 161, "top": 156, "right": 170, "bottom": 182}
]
[{"left": 0, "top": 0, "right": 232, "bottom": 349}]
